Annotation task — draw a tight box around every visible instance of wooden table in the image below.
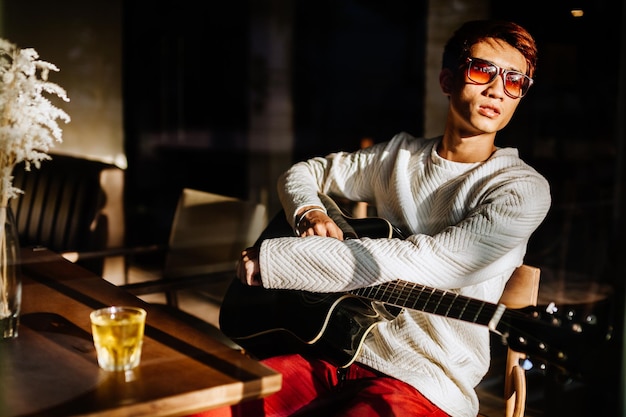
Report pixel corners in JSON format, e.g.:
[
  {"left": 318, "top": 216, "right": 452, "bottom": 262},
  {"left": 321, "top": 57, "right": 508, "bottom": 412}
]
[{"left": 0, "top": 247, "right": 281, "bottom": 417}]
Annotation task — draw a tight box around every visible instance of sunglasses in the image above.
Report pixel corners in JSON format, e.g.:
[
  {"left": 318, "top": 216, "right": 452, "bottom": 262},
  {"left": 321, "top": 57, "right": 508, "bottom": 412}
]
[{"left": 465, "top": 57, "right": 534, "bottom": 98}]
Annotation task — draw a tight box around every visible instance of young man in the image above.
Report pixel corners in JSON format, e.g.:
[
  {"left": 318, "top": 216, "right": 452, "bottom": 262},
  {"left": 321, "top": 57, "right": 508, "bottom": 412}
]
[{"left": 209, "top": 19, "right": 551, "bottom": 417}]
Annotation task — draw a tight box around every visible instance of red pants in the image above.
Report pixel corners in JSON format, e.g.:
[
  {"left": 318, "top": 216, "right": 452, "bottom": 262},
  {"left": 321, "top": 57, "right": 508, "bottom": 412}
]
[{"left": 192, "top": 353, "right": 449, "bottom": 417}]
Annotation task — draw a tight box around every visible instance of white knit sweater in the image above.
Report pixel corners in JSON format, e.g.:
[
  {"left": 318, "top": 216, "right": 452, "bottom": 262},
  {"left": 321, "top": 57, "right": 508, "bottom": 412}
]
[{"left": 260, "top": 132, "right": 551, "bottom": 417}]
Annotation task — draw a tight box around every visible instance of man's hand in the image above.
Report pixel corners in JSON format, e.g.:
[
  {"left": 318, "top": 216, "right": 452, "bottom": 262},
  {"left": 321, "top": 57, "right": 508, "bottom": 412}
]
[
  {"left": 236, "top": 207, "right": 344, "bottom": 288},
  {"left": 237, "top": 247, "right": 262, "bottom": 286},
  {"left": 295, "top": 207, "right": 344, "bottom": 240}
]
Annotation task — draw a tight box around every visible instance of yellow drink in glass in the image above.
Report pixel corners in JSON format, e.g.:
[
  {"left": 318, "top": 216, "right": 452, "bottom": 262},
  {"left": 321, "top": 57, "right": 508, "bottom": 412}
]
[{"left": 90, "top": 306, "right": 146, "bottom": 371}]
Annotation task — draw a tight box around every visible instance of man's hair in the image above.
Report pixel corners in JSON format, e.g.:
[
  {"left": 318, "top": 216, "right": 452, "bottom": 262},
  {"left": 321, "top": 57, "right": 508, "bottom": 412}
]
[{"left": 442, "top": 20, "right": 538, "bottom": 77}]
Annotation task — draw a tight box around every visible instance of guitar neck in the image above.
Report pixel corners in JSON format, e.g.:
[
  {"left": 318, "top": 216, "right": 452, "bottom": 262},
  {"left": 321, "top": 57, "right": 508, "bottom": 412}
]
[{"left": 352, "top": 280, "right": 501, "bottom": 327}]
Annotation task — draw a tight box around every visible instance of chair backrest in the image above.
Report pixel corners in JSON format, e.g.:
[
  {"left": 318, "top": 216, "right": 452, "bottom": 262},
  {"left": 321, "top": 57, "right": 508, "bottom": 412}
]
[
  {"left": 10, "top": 154, "right": 125, "bottom": 276},
  {"left": 163, "top": 188, "right": 267, "bottom": 279},
  {"left": 498, "top": 264, "right": 541, "bottom": 417},
  {"left": 499, "top": 264, "right": 540, "bottom": 309}
]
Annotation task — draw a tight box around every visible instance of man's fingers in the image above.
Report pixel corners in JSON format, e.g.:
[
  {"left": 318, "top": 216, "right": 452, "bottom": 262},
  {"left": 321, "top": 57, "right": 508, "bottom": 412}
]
[{"left": 298, "top": 219, "right": 344, "bottom": 240}]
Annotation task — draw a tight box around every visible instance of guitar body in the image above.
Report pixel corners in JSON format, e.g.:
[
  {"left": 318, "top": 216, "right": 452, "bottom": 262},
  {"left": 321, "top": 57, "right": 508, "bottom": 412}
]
[
  {"left": 220, "top": 280, "right": 398, "bottom": 367},
  {"left": 220, "top": 196, "right": 402, "bottom": 366}
]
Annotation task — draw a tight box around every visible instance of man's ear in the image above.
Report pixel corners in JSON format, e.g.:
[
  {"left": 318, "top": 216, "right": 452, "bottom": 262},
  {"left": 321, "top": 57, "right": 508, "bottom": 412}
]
[{"left": 439, "top": 68, "right": 454, "bottom": 96}]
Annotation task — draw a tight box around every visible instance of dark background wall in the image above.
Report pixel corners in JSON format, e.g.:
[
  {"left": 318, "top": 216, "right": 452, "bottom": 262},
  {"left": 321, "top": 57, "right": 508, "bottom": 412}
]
[{"left": 122, "top": 0, "right": 429, "bottom": 246}]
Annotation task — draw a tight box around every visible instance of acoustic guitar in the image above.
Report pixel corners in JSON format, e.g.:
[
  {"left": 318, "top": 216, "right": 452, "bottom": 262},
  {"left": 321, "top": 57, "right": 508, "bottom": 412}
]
[{"left": 219, "top": 195, "right": 612, "bottom": 377}]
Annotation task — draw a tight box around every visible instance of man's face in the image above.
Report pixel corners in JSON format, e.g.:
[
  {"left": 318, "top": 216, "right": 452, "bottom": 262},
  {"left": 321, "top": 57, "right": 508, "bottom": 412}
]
[{"left": 447, "top": 38, "right": 529, "bottom": 138}]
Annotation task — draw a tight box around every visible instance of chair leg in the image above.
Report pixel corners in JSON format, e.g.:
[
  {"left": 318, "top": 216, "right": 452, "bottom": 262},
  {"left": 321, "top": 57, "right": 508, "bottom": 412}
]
[
  {"left": 505, "top": 350, "right": 527, "bottom": 417},
  {"left": 165, "top": 290, "right": 179, "bottom": 308}
]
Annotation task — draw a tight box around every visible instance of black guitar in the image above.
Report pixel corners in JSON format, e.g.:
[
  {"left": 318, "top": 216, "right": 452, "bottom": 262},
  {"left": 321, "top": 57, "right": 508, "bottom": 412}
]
[{"left": 219, "top": 195, "right": 612, "bottom": 376}]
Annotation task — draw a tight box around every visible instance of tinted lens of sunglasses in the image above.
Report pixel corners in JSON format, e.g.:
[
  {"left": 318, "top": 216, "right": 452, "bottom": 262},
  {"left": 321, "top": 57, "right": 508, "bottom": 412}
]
[
  {"left": 468, "top": 60, "right": 498, "bottom": 84},
  {"left": 467, "top": 59, "right": 532, "bottom": 98},
  {"left": 503, "top": 72, "right": 531, "bottom": 98}
]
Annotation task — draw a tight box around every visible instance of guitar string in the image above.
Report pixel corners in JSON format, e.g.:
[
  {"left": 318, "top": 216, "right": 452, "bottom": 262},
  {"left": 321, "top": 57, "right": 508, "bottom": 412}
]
[
  {"left": 370, "top": 281, "right": 595, "bottom": 368},
  {"left": 354, "top": 280, "right": 498, "bottom": 326},
  {"left": 358, "top": 280, "right": 572, "bottom": 350},
  {"left": 355, "top": 282, "right": 578, "bottom": 368}
]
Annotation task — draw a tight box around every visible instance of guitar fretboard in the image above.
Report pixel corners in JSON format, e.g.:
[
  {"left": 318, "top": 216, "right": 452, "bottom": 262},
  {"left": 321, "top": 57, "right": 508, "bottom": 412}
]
[{"left": 352, "top": 280, "right": 499, "bottom": 327}]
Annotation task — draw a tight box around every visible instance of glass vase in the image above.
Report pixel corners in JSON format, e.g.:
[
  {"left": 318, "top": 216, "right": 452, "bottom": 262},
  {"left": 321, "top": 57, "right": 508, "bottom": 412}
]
[{"left": 0, "top": 206, "right": 21, "bottom": 339}]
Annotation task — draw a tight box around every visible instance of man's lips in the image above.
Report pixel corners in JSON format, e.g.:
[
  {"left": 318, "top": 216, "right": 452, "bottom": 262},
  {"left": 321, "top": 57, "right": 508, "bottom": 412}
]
[{"left": 478, "top": 105, "right": 501, "bottom": 118}]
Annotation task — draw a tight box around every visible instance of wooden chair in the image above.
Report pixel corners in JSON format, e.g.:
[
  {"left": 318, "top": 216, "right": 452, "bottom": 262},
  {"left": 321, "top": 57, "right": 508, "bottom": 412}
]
[
  {"left": 10, "top": 154, "right": 126, "bottom": 280},
  {"left": 121, "top": 188, "right": 267, "bottom": 307},
  {"left": 479, "top": 264, "right": 541, "bottom": 417}
]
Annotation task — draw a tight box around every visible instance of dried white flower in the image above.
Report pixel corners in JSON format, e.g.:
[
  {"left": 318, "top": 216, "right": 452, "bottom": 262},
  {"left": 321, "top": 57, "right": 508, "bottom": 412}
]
[{"left": 0, "top": 38, "right": 70, "bottom": 205}]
